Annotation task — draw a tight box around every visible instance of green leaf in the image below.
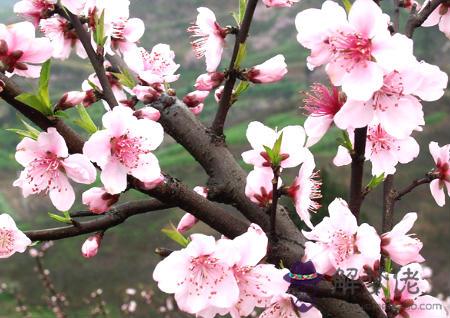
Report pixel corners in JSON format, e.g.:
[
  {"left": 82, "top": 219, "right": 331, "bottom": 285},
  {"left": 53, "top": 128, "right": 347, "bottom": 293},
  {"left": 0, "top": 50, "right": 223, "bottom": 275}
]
[
  {"left": 161, "top": 223, "right": 190, "bottom": 247},
  {"left": 73, "top": 105, "right": 98, "bottom": 134},
  {"left": 272, "top": 132, "right": 283, "bottom": 159},
  {"left": 94, "top": 10, "right": 106, "bottom": 46},
  {"left": 16, "top": 93, "right": 52, "bottom": 116},
  {"left": 235, "top": 43, "right": 247, "bottom": 68},
  {"left": 238, "top": 0, "right": 247, "bottom": 23},
  {"left": 366, "top": 173, "right": 385, "bottom": 191},
  {"left": 7, "top": 119, "right": 41, "bottom": 140},
  {"left": 234, "top": 81, "right": 249, "bottom": 98},
  {"left": 232, "top": 0, "right": 247, "bottom": 24},
  {"left": 341, "top": 0, "right": 352, "bottom": 13},
  {"left": 38, "top": 60, "right": 51, "bottom": 108},
  {"left": 263, "top": 145, "right": 274, "bottom": 162},
  {"left": 339, "top": 130, "right": 353, "bottom": 151},
  {"left": 6, "top": 128, "right": 38, "bottom": 140},
  {"left": 48, "top": 212, "right": 72, "bottom": 224},
  {"left": 112, "top": 68, "right": 137, "bottom": 89},
  {"left": 54, "top": 110, "right": 70, "bottom": 119}
]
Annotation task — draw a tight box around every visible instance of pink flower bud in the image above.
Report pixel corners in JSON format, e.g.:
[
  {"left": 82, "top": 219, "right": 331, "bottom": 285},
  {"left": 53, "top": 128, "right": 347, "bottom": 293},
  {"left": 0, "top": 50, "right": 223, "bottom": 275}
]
[
  {"left": 189, "top": 103, "right": 204, "bottom": 116},
  {"left": 141, "top": 175, "right": 165, "bottom": 190},
  {"left": 262, "top": 0, "right": 300, "bottom": 7},
  {"left": 194, "top": 72, "right": 225, "bottom": 91},
  {"left": 183, "top": 90, "right": 209, "bottom": 108},
  {"left": 246, "top": 55, "right": 288, "bottom": 84},
  {"left": 134, "top": 107, "right": 161, "bottom": 121},
  {"left": 176, "top": 213, "right": 198, "bottom": 233},
  {"left": 57, "top": 90, "right": 96, "bottom": 110},
  {"left": 131, "top": 85, "right": 161, "bottom": 104},
  {"left": 214, "top": 86, "right": 224, "bottom": 103},
  {"left": 81, "top": 234, "right": 102, "bottom": 258},
  {"left": 82, "top": 187, "right": 119, "bottom": 214}
]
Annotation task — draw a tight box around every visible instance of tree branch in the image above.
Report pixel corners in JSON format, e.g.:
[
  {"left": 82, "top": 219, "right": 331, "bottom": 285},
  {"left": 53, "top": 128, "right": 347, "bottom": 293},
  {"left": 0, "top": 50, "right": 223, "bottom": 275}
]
[
  {"left": 394, "top": 174, "right": 437, "bottom": 201},
  {"left": 211, "top": 0, "right": 259, "bottom": 136},
  {"left": 404, "top": 0, "right": 447, "bottom": 37},
  {"left": 382, "top": 174, "right": 396, "bottom": 233},
  {"left": 25, "top": 200, "right": 172, "bottom": 241},
  {"left": 349, "top": 127, "right": 368, "bottom": 218},
  {"left": 289, "top": 279, "right": 387, "bottom": 318}
]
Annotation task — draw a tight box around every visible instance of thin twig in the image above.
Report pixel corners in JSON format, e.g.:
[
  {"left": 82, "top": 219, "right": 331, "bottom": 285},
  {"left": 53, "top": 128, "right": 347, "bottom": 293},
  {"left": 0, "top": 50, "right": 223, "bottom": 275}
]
[
  {"left": 394, "top": 174, "right": 437, "bottom": 201},
  {"left": 270, "top": 166, "right": 281, "bottom": 238},
  {"left": 349, "top": 127, "right": 368, "bottom": 219},
  {"left": 25, "top": 200, "right": 172, "bottom": 241},
  {"left": 405, "top": 0, "right": 447, "bottom": 37},
  {"left": 211, "top": 0, "right": 259, "bottom": 136},
  {"left": 382, "top": 174, "right": 396, "bottom": 233},
  {"left": 61, "top": 8, "right": 119, "bottom": 108}
]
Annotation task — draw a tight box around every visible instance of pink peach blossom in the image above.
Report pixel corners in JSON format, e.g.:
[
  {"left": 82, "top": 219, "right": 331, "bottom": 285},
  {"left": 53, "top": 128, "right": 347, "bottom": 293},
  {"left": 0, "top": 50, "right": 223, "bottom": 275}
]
[
  {"left": 302, "top": 198, "right": 381, "bottom": 278},
  {"left": 334, "top": 62, "right": 447, "bottom": 139},
  {"left": 224, "top": 224, "right": 290, "bottom": 318},
  {"left": 428, "top": 142, "right": 450, "bottom": 207},
  {"left": 0, "top": 214, "right": 32, "bottom": 258},
  {"left": 194, "top": 72, "right": 224, "bottom": 91},
  {"left": 296, "top": 0, "right": 414, "bottom": 101},
  {"left": 242, "top": 121, "right": 306, "bottom": 169},
  {"left": 39, "top": 15, "right": 87, "bottom": 60},
  {"left": 82, "top": 187, "right": 119, "bottom": 214},
  {"left": 422, "top": 2, "right": 450, "bottom": 38},
  {"left": 378, "top": 263, "right": 447, "bottom": 318},
  {"left": 288, "top": 150, "right": 322, "bottom": 228},
  {"left": 263, "top": 0, "right": 301, "bottom": 7},
  {"left": 0, "top": 21, "right": 52, "bottom": 78},
  {"left": 153, "top": 233, "right": 239, "bottom": 315},
  {"left": 246, "top": 55, "right": 288, "bottom": 84},
  {"left": 303, "top": 83, "right": 345, "bottom": 147},
  {"left": 260, "top": 294, "right": 322, "bottom": 318},
  {"left": 334, "top": 125, "right": 420, "bottom": 176},
  {"left": 188, "top": 7, "right": 226, "bottom": 72},
  {"left": 14, "top": 128, "right": 97, "bottom": 211},
  {"left": 81, "top": 233, "right": 102, "bottom": 258},
  {"left": 214, "top": 85, "right": 224, "bottom": 103},
  {"left": 109, "top": 17, "right": 145, "bottom": 56},
  {"left": 176, "top": 186, "right": 207, "bottom": 233},
  {"left": 125, "top": 44, "right": 180, "bottom": 85},
  {"left": 83, "top": 106, "right": 164, "bottom": 195},
  {"left": 14, "top": 0, "right": 56, "bottom": 26},
  {"left": 245, "top": 168, "right": 280, "bottom": 207},
  {"left": 381, "top": 213, "right": 425, "bottom": 266}
]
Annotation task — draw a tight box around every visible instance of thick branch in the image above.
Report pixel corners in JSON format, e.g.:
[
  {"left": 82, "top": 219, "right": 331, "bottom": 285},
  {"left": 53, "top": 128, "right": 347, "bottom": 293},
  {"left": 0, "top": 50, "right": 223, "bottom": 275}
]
[
  {"left": 289, "top": 279, "right": 387, "bottom": 318},
  {"left": 211, "top": 0, "right": 259, "bottom": 135},
  {"left": 349, "top": 127, "right": 368, "bottom": 218},
  {"left": 405, "top": 0, "right": 447, "bottom": 37},
  {"left": 133, "top": 177, "right": 250, "bottom": 239},
  {"left": 382, "top": 174, "right": 396, "bottom": 233},
  {"left": 25, "top": 200, "right": 171, "bottom": 241}
]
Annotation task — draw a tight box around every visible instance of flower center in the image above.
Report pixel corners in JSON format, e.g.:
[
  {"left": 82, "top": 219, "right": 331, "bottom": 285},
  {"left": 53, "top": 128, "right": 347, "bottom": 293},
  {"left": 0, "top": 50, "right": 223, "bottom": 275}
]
[
  {"left": 26, "top": 152, "right": 63, "bottom": 193},
  {"left": 140, "top": 48, "right": 172, "bottom": 76},
  {"left": 112, "top": 18, "right": 127, "bottom": 41},
  {"left": 110, "top": 135, "right": 148, "bottom": 169},
  {"left": 0, "top": 228, "right": 14, "bottom": 256},
  {"left": 329, "top": 31, "right": 372, "bottom": 71},
  {"left": 331, "top": 229, "right": 356, "bottom": 264},
  {"left": 187, "top": 22, "right": 225, "bottom": 59},
  {"left": 367, "top": 125, "right": 398, "bottom": 155},
  {"left": 303, "top": 83, "right": 345, "bottom": 117},
  {"left": 436, "top": 159, "right": 450, "bottom": 181},
  {"left": 372, "top": 71, "right": 404, "bottom": 111}
]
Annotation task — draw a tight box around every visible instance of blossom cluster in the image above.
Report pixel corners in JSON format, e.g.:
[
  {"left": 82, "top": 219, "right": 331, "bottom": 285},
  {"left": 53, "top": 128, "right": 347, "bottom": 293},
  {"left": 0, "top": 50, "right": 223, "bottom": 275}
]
[{"left": 153, "top": 224, "right": 321, "bottom": 318}]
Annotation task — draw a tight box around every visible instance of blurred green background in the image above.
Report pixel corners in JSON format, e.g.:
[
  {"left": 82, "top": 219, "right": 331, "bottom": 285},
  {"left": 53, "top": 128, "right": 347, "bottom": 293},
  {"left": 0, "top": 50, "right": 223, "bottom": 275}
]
[{"left": 0, "top": 0, "right": 449, "bottom": 317}]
